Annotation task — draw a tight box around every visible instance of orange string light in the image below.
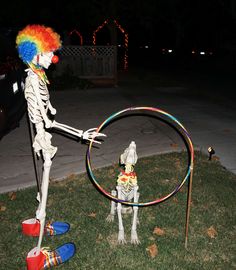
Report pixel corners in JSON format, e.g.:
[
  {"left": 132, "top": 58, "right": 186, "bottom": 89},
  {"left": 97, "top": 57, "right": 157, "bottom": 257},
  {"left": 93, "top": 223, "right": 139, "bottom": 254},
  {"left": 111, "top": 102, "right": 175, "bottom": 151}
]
[
  {"left": 69, "top": 29, "right": 83, "bottom": 45},
  {"left": 93, "top": 20, "right": 108, "bottom": 45},
  {"left": 114, "top": 20, "right": 128, "bottom": 70},
  {"left": 92, "top": 19, "right": 129, "bottom": 70}
]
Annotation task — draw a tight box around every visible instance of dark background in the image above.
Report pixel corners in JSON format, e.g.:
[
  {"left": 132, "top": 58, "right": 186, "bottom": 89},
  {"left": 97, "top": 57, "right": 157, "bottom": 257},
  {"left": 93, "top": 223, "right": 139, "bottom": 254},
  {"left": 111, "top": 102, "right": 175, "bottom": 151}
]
[{"left": 1, "top": 0, "right": 236, "bottom": 70}]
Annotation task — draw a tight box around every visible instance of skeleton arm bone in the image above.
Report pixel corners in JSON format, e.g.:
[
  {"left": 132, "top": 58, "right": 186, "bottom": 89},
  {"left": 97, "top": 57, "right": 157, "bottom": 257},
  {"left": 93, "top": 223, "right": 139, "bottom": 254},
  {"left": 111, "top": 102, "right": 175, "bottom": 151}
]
[
  {"left": 51, "top": 120, "right": 106, "bottom": 144},
  {"left": 48, "top": 100, "right": 56, "bottom": 115},
  {"left": 31, "top": 77, "right": 105, "bottom": 143}
]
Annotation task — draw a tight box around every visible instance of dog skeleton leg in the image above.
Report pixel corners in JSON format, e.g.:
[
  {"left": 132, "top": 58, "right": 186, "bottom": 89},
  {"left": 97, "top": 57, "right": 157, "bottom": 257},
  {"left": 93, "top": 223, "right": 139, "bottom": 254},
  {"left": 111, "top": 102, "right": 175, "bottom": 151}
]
[
  {"left": 117, "top": 185, "right": 126, "bottom": 244},
  {"left": 131, "top": 186, "right": 140, "bottom": 244}
]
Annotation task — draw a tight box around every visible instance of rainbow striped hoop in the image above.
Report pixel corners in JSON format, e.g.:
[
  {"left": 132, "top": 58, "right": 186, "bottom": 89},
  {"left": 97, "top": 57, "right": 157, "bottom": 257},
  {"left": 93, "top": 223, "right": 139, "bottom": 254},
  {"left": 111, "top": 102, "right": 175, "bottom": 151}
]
[{"left": 86, "top": 106, "right": 194, "bottom": 207}]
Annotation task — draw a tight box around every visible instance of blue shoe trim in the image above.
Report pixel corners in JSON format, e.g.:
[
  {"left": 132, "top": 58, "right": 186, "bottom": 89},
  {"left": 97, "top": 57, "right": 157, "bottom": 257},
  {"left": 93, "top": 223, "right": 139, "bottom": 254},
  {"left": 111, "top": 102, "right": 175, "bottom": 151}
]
[
  {"left": 51, "top": 221, "right": 70, "bottom": 235},
  {"left": 55, "top": 242, "right": 76, "bottom": 263}
]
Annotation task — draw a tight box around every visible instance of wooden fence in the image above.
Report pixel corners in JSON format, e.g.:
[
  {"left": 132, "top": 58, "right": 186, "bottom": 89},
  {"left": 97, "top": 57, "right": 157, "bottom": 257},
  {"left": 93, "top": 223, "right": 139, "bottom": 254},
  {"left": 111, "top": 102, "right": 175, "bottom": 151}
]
[{"left": 54, "top": 45, "right": 117, "bottom": 85}]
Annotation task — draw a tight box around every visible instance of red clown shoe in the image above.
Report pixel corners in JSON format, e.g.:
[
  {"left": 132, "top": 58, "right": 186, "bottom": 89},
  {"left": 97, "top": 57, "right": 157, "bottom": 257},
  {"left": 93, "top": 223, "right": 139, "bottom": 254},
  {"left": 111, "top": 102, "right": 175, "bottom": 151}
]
[
  {"left": 22, "top": 218, "right": 70, "bottom": 236},
  {"left": 26, "top": 243, "right": 76, "bottom": 270}
]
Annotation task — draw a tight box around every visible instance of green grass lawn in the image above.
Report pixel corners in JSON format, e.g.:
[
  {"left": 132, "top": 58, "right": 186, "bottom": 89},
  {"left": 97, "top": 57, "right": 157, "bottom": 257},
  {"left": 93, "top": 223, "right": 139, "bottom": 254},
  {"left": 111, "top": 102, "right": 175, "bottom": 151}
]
[{"left": 0, "top": 151, "right": 236, "bottom": 269}]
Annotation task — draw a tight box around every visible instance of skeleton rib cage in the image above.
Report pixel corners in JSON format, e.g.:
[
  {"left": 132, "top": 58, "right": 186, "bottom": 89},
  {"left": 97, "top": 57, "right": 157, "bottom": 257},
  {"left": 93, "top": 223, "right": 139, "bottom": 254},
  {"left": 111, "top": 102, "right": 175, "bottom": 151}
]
[
  {"left": 25, "top": 75, "right": 50, "bottom": 124},
  {"left": 119, "top": 187, "right": 135, "bottom": 201}
]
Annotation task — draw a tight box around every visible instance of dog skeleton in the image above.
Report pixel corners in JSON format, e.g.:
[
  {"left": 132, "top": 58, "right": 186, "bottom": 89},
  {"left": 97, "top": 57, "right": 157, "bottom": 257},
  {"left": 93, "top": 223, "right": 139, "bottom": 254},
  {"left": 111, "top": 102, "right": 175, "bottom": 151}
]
[{"left": 106, "top": 141, "right": 140, "bottom": 244}]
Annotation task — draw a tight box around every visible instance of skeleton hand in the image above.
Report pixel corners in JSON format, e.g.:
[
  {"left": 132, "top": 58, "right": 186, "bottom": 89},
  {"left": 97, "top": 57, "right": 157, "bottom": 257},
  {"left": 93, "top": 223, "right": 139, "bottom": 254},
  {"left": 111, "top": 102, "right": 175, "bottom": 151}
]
[{"left": 82, "top": 128, "right": 106, "bottom": 144}]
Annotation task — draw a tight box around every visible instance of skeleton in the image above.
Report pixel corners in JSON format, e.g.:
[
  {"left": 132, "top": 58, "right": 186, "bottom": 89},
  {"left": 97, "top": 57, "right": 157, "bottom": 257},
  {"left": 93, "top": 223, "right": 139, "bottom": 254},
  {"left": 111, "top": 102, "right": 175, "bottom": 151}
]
[
  {"left": 106, "top": 141, "right": 140, "bottom": 244},
  {"left": 16, "top": 25, "right": 105, "bottom": 269},
  {"left": 25, "top": 55, "right": 104, "bottom": 251}
]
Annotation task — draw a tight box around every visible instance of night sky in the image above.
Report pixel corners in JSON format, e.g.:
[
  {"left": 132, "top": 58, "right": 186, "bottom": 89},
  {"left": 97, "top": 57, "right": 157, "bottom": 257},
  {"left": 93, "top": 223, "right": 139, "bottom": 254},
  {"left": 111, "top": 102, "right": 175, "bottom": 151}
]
[{"left": 1, "top": 0, "right": 236, "bottom": 50}]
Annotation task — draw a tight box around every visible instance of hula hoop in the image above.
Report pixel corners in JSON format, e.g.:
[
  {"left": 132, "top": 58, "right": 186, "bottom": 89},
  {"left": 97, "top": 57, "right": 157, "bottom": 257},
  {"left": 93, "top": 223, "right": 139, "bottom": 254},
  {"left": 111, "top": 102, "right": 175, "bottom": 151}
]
[{"left": 86, "top": 106, "right": 194, "bottom": 207}]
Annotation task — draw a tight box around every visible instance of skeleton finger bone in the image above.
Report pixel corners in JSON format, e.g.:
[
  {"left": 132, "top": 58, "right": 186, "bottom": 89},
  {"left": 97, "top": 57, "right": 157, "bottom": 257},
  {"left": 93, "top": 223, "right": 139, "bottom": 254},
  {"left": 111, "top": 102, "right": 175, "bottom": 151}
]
[{"left": 82, "top": 130, "right": 106, "bottom": 144}]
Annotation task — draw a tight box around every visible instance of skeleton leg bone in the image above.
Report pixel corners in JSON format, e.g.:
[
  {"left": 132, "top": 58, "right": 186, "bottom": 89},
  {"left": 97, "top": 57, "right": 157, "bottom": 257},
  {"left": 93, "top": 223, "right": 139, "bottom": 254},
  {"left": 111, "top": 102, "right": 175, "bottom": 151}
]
[
  {"left": 131, "top": 186, "right": 140, "bottom": 244},
  {"left": 117, "top": 186, "right": 126, "bottom": 244},
  {"left": 25, "top": 143, "right": 75, "bottom": 269},
  {"left": 16, "top": 24, "right": 77, "bottom": 269},
  {"left": 36, "top": 151, "right": 52, "bottom": 252},
  {"left": 106, "top": 190, "right": 117, "bottom": 222},
  {"left": 22, "top": 126, "right": 70, "bottom": 239}
]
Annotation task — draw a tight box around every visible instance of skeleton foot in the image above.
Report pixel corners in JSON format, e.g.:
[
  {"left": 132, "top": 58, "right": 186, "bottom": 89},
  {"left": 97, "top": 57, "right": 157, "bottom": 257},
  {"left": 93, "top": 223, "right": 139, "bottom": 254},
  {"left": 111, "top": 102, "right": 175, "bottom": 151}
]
[
  {"left": 106, "top": 214, "right": 115, "bottom": 222},
  {"left": 131, "top": 230, "right": 140, "bottom": 245},
  {"left": 118, "top": 230, "right": 126, "bottom": 244}
]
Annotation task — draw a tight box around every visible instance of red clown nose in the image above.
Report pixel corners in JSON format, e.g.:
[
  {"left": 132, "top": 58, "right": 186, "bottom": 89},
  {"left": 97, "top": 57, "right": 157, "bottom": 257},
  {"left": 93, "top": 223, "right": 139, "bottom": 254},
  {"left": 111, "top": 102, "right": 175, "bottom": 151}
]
[{"left": 52, "top": 55, "right": 59, "bottom": 64}]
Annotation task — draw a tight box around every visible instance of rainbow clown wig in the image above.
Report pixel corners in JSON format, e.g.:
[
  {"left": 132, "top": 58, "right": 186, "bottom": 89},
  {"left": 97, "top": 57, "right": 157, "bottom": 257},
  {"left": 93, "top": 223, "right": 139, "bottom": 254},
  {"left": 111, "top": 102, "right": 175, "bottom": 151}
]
[{"left": 16, "top": 24, "right": 61, "bottom": 64}]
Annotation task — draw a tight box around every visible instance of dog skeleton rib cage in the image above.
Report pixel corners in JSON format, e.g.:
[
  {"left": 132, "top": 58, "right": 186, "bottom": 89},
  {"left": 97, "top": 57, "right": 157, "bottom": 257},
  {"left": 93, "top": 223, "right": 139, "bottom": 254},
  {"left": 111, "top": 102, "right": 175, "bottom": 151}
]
[
  {"left": 106, "top": 141, "right": 140, "bottom": 244},
  {"left": 16, "top": 24, "right": 105, "bottom": 270}
]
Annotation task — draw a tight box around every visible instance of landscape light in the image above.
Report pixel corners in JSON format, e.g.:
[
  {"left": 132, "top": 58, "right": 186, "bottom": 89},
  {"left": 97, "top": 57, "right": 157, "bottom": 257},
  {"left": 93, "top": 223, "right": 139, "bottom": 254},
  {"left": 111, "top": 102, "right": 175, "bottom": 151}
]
[{"left": 208, "top": 146, "right": 215, "bottom": 160}]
